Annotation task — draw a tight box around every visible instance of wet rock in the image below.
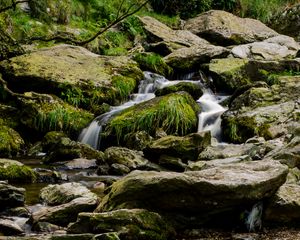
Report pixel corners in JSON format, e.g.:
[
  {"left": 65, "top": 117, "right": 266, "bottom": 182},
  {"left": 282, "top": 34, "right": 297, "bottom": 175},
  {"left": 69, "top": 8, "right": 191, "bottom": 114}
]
[
  {"left": 108, "top": 164, "right": 131, "bottom": 176},
  {"left": 0, "top": 44, "right": 143, "bottom": 110},
  {"left": 104, "top": 92, "right": 200, "bottom": 146},
  {"left": 97, "top": 160, "right": 288, "bottom": 221},
  {"left": 2, "top": 207, "right": 30, "bottom": 218},
  {"left": 35, "top": 168, "right": 66, "bottom": 183},
  {"left": 93, "top": 232, "right": 120, "bottom": 240},
  {"left": 124, "top": 131, "right": 153, "bottom": 151},
  {"left": 265, "top": 184, "right": 300, "bottom": 223},
  {"left": 49, "top": 233, "right": 94, "bottom": 240},
  {"left": 33, "top": 221, "right": 64, "bottom": 233},
  {"left": 0, "top": 159, "right": 37, "bottom": 183},
  {"left": 164, "top": 44, "right": 229, "bottom": 71},
  {"left": 184, "top": 10, "right": 278, "bottom": 46},
  {"left": 188, "top": 155, "right": 251, "bottom": 171},
  {"left": 29, "top": 197, "right": 97, "bottom": 227},
  {"left": 158, "top": 155, "right": 187, "bottom": 172},
  {"left": 0, "top": 218, "right": 24, "bottom": 236},
  {"left": 63, "top": 158, "right": 97, "bottom": 170},
  {"left": 104, "top": 147, "right": 148, "bottom": 170},
  {"left": 40, "top": 182, "right": 98, "bottom": 206},
  {"left": 144, "top": 132, "right": 211, "bottom": 162},
  {"left": 155, "top": 82, "right": 203, "bottom": 100},
  {"left": 68, "top": 209, "right": 175, "bottom": 240}
]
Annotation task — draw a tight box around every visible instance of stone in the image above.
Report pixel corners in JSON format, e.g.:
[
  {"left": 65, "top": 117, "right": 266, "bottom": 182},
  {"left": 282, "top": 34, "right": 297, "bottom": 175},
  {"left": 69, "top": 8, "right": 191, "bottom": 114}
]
[
  {"left": 0, "top": 30, "right": 24, "bottom": 61},
  {"left": 104, "top": 92, "right": 200, "bottom": 146},
  {"left": 0, "top": 159, "right": 37, "bottom": 183},
  {"left": 108, "top": 164, "right": 131, "bottom": 176},
  {"left": 164, "top": 44, "right": 229, "bottom": 71},
  {"left": 40, "top": 182, "right": 98, "bottom": 206},
  {"left": 104, "top": 147, "right": 148, "bottom": 170},
  {"left": 63, "top": 158, "right": 97, "bottom": 170},
  {"left": 187, "top": 155, "right": 251, "bottom": 171},
  {"left": 29, "top": 197, "right": 97, "bottom": 227},
  {"left": 158, "top": 155, "right": 187, "bottom": 172},
  {"left": 0, "top": 182, "right": 25, "bottom": 210},
  {"left": 184, "top": 10, "right": 278, "bottom": 45},
  {"left": 0, "top": 125, "right": 24, "bottom": 158},
  {"left": 265, "top": 184, "right": 300, "bottom": 223},
  {"left": 138, "top": 16, "right": 209, "bottom": 52},
  {"left": 0, "top": 218, "right": 24, "bottom": 236},
  {"left": 0, "top": 44, "right": 144, "bottom": 110},
  {"left": 68, "top": 209, "right": 175, "bottom": 240},
  {"left": 93, "top": 233, "right": 120, "bottom": 240},
  {"left": 97, "top": 160, "right": 288, "bottom": 221},
  {"left": 143, "top": 132, "right": 211, "bottom": 162}
]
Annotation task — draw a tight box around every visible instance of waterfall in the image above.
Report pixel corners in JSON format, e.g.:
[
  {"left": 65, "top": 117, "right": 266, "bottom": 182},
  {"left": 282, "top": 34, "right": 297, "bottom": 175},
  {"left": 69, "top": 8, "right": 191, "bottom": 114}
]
[{"left": 197, "top": 82, "right": 228, "bottom": 141}]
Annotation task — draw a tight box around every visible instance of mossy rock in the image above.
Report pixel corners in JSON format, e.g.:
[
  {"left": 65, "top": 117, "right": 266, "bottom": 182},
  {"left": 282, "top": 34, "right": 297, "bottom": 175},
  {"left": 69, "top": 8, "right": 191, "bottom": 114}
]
[
  {"left": 0, "top": 159, "right": 37, "bottom": 183},
  {"left": 0, "top": 29, "right": 24, "bottom": 61},
  {"left": 68, "top": 209, "right": 175, "bottom": 240},
  {"left": 0, "top": 45, "right": 144, "bottom": 111},
  {"left": 0, "top": 104, "right": 21, "bottom": 129},
  {"left": 208, "top": 58, "right": 251, "bottom": 93},
  {"left": 133, "top": 52, "right": 173, "bottom": 77},
  {"left": 104, "top": 92, "right": 200, "bottom": 145},
  {"left": 155, "top": 82, "right": 203, "bottom": 100},
  {"left": 19, "top": 93, "right": 94, "bottom": 138},
  {"left": 0, "top": 125, "right": 24, "bottom": 158}
]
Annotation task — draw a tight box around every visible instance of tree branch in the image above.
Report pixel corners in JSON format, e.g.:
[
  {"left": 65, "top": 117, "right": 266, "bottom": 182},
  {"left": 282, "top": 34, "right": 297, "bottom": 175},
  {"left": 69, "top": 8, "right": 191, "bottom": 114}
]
[
  {"left": 28, "top": 0, "right": 149, "bottom": 46},
  {"left": 0, "top": 0, "right": 29, "bottom": 13}
]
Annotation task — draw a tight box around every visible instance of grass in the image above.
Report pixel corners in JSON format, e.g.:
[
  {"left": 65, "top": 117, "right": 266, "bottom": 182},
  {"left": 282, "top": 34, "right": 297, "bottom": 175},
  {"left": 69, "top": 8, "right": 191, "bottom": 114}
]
[{"left": 105, "top": 92, "right": 200, "bottom": 143}]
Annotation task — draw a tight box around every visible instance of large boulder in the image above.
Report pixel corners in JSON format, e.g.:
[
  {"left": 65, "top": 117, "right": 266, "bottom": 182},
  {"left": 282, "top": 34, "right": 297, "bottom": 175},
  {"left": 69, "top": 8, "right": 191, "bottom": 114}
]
[
  {"left": 68, "top": 209, "right": 175, "bottom": 240},
  {"left": 184, "top": 10, "right": 278, "bottom": 46},
  {"left": 0, "top": 159, "right": 37, "bottom": 183},
  {"left": 0, "top": 181, "right": 25, "bottom": 210},
  {"left": 39, "top": 182, "right": 98, "bottom": 206},
  {"left": 143, "top": 132, "right": 211, "bottom": 162},
  {"left": 164, "top": 44, "right": 229, "bottom": 71},
  {"left": 0, "top": 125, "right": 24, "bottom": 158},
  {"left": 138, "top": 16, "right": 209, "bottom": 55},
  {"left": 0, "top": 218, "right": 24, "bottom": 236},
  {"left": 0, "top": 44, "right": 144, "bottom": 111},
  {"left": 97, "top": 160, "right": 288, "bottom": 224},
  {"left": 104, "top": 92, "right": 200, "bottom": 146}
]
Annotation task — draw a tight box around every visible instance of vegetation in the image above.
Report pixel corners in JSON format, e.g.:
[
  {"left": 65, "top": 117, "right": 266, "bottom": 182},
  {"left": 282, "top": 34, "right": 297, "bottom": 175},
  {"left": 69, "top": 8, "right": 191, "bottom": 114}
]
[{"left": 0, "top": 164, "right": 37, "bottom": 183}]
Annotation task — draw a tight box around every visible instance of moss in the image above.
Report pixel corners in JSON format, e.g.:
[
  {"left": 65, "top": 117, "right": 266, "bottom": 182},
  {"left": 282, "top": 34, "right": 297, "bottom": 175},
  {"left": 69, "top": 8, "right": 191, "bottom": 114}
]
[
  {"left": 0, "top": 164, "right": 37, "bottom": 183},
  {"left": 133, "top": 53, "right": 173, "bottom": 77},
  {"left": 105, "top": 92, "right": 200, "bottom": 144},
  {"left": 111, "top": 75, "right": 137, "bottom": 103},
  {"left": 0, "top": 125, "right": 24, "bottom": 157}
]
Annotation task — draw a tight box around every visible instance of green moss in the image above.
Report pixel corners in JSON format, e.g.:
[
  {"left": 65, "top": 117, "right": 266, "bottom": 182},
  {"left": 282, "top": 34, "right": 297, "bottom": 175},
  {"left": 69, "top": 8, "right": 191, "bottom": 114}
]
[
  {"left": 105, "top": 92, "right": 199, "bottom": 143},
  {"left": 0, "top": 126, "right": 24, "bottom": 157},
  {"left": 133, "top": 53, "right": 173, "bottom": 77},
  {"left": 0, "top": 164, "right": 37, "bottom": 183}
]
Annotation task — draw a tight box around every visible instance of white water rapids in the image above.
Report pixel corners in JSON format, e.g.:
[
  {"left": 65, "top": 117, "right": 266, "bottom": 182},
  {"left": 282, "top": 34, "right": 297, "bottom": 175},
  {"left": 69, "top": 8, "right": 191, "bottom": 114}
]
[{"left": 79, "top": 72, "right": 228, "bottom": 149}]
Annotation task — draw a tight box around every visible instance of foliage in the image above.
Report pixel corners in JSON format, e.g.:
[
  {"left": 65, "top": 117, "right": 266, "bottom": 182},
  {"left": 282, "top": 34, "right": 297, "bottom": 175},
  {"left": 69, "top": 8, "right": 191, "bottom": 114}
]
[
  {"left": 133, "top": 52, "right": 173, "bottom": 76},
  {"left": 105, "top": 92, "right": 199, "bottom": 143}
]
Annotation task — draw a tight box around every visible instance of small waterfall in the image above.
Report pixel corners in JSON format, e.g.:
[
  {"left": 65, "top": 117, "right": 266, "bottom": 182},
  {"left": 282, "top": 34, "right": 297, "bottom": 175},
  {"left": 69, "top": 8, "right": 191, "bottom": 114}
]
[
  {"left": 197, "top": 88, "right": 228, "bottom": 141},
  {"left": 78, "top": 72, "right": 183, "bottom": 149}
]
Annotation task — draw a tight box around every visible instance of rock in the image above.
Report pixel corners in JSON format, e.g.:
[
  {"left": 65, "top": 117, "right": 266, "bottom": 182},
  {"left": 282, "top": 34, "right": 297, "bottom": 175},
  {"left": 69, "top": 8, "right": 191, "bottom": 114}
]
[
  {"left": 231, "top": 35, "right": 300, "bottom": 60},
  {"left": 41, "top": 132, "right": 104, "bottom": 164},
  {"left": 138, "top": 16, "right": 209, "bottom": 54},
  {"left": 97, "top": 160, "right": 288, "bottom": 222},
  {"left": 0, "top": 159, "right": 37, "bottom": 183},
  {"left": 164, "top": 44, "right": 229, "bottom": 71},
  {"left": 93, "top": 233, "right": 120, "bottom": 240},
  {"left": 184, "top": 10, "right": 278, "bottom": 46},
  {"left": 198, "top": 144, "right": 259, "bottom": 160},
  {"left": 0, "top": 218, "right": 24, "bottom": 236},
  {"left": 208, "top": 58, "right": 250, "bottom": 93},
  {"left": 123, "top": 131, "right": 153, "bottom": 151},
  {"left": 64, "top": 158, "right": 97, "bottom": 170},
  {"left": 19, "top": 93, "right": 94, "bottom": 138},
  {"left": 0, "top": 30, "right": 24, "bottom": 61},
  {"left": 0, "top": 104, "right": 20, "bottom": 129},
  {"left": 187, "top": 155, "right": 251, "bottom": 171},
  {"left": 144, "top": 132, "right": 211, "bottom": 162},
  {"left": 68, "top": 209, "right": 175, "bottom": 240},
  {"left": 158, "top": 155, "right": 187, "bottom": 172},
  {"left": 265, "top": 184, "right": 300, "bottom": 223},
  {"left": 269, "top": 3, "right": 300, "bottom": 41},
  {"left": 0, "top": 182, "right": 25, "bottom": 210},
  {"left": 108, "top": 164, "right": 131, "bottom": 176},
  {"left": 0, "top": 125, "right": 24, "bottom": 158},
  {"left": 29, "top": 197, "right": 97, "bottom": 227},
  {"left": 0, "top": 44, "right": 143, "bottom": 111},
  {"left": 155, "top": 82, "right": 203, "bottom": 100},
  {"left": 33, "top": 221, "right": 64, "bottom": 233},
  {"left": 49, "top": 234, "right": 95, "bottom": 240},
  {"left": 40, "top": 182, "right": 98, "bottom": 206},
  {"left": 104, "top": 92, "right": 200, "bottom": 146}
]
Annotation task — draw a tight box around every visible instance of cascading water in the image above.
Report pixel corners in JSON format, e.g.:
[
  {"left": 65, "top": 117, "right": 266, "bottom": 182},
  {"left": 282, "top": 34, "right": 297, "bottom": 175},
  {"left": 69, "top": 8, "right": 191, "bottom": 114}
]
[
  {"left": 79, "top": 71, "right": 227, "bottom": 149},
  {"left": 197, "top": 87, "right": 228, "bottom": 141},
  {"left": 79, "top": 72, "right": 201, "bottom": 149}
]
